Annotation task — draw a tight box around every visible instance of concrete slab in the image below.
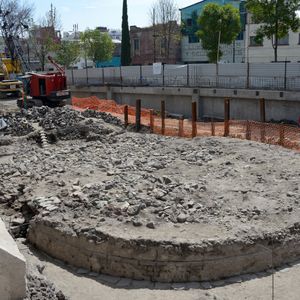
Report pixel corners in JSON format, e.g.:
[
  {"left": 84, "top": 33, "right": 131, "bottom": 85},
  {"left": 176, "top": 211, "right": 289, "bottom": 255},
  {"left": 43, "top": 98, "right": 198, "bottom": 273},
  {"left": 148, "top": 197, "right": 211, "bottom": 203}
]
[{"left": 0, "top": 218, "right": 26, "bottom": 300}]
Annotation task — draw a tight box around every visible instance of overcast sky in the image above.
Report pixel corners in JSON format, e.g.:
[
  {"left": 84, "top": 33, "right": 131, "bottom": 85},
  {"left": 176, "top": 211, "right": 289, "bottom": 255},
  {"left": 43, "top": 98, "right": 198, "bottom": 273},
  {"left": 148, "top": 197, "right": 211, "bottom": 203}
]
[{"left": 30, "top": 0, "right": 197, "bottom": 32}]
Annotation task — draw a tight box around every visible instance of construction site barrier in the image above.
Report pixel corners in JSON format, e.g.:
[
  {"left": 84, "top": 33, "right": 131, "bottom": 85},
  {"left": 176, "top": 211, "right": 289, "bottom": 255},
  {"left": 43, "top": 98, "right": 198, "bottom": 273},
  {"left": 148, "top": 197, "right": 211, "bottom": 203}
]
[{"left": 72, "top": 96, "right": 300, "bottom": 151}]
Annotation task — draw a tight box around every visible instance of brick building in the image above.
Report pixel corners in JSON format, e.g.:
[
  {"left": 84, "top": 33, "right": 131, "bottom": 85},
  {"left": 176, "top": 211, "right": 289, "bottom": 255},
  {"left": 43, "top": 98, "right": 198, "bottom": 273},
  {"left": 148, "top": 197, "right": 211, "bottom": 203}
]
[{"left": 130, "top": 22, "right": 181, "bottom": 65}]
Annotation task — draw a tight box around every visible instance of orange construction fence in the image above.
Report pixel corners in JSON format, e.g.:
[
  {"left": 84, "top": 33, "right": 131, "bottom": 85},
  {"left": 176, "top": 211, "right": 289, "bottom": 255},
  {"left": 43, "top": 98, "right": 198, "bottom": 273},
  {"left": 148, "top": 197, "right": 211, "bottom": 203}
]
[{"left": 72, "top": 96, "right": 300, "bottom": 151}]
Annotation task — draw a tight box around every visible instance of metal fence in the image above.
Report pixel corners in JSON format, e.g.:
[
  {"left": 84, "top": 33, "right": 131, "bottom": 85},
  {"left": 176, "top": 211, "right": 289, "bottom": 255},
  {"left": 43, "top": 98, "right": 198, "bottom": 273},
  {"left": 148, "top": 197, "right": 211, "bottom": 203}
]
[{"left": 66, "top": 62, "right": 300, "bottom": 91}]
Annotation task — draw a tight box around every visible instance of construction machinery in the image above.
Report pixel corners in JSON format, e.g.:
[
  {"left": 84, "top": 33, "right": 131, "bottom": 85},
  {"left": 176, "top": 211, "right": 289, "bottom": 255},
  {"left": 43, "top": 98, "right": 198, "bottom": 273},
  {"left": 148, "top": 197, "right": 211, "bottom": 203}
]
[
  {"left": 16, "top": 49, "right": 70, "bottom": 108},
  {"left": 0, "top": 57, "right": 23, "bottom": 99},
  {"left": 17, "top": 55, "right": 70, "bottom": 108},
  {"left": 1, "top": 33, "right": 70, "bottom": 108}
]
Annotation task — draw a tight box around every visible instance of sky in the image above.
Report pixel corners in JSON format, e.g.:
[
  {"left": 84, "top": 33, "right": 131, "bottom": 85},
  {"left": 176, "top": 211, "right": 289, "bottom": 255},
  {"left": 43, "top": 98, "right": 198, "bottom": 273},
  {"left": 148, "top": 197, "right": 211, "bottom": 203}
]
[{"left": 29, "top": 0, "right": 197, "bottom": 32}]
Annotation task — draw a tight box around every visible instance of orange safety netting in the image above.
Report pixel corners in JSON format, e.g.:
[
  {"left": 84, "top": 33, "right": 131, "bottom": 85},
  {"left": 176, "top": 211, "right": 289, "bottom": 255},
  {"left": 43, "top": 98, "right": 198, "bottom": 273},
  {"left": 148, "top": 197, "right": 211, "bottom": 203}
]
[
  {"left": 72, "top": 96, "right": 300, "bottom": 151},
  {"left": 72, "top": 96, "right": 150, "bottom": 117}
]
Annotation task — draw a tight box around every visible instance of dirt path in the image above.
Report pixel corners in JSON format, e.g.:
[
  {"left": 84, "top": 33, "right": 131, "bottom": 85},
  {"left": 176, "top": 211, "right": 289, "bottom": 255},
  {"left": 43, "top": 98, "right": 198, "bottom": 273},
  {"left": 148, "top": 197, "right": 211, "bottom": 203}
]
[{"left": 19, "top": 241, "right": 300, "bottom": 300}]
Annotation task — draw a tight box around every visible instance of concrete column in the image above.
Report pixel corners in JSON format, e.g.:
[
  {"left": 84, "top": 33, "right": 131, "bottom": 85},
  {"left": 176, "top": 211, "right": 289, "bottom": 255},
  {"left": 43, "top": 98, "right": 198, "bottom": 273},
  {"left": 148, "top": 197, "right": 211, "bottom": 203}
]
[{"left": 0, "top": 218, "right": 26, "bottom": 300}]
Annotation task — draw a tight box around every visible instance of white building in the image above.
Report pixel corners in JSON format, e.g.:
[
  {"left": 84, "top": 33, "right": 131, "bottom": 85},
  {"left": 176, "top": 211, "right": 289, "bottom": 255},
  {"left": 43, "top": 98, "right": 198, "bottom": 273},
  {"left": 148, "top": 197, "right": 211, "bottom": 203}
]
[
  {"left": 109, "top": 29, "right": 122, "bottom": 41},
  {"left": 245, "top": 17, "right": 300, "bottom": 63}
]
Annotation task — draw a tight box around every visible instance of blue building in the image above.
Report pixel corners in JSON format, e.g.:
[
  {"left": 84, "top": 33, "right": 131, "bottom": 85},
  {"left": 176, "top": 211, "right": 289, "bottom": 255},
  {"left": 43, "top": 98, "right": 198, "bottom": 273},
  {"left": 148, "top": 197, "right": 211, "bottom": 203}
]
[
  {"left": 180, "top": 0, "right": 246, "bottom": 63},
  {"left": 96, "top": 39, "right": 121, "bottom": 68}
]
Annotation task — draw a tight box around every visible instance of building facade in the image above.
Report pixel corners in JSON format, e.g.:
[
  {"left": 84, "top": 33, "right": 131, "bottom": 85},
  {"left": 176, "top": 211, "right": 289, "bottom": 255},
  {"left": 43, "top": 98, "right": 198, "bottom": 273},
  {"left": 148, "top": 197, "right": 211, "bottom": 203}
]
[
  {"left": 130, "top": 22, "right": 181, "bottom": 65},
  {"left": 246, "top": 16, "right": 300, "bottom": 63},
  {"left": 180, "top": 0, "right": 246, "bottom": 63}
]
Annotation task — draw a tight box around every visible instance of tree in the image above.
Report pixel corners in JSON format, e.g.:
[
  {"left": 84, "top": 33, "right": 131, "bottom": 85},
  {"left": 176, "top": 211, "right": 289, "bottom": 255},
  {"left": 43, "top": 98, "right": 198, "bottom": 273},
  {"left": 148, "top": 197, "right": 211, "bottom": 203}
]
[
  {"left": 121, "top": 0, "right": 131, "bottom": 66},
  {"left": 54, "top": 41, "right": 80, "bottom": 69},
  {"left": 0, "top": 0, "right": 33, "bottom": 68},
  {"left": 246, "top": 0, "right": 300, "bottom": 62},
  {"left": 150, "top": 0, "right": 179, "bottom": 63},
  {"left": 29, "top": 4, "right": 61, "bottom": 71},
  {"left": 29, "top": 23, "right": 59, "bottom": 71},
  {"left": 80, "top": 29, "right": 114, "bottom": 64},
  {"left": 197, "top": 3, "right": 241, "bottom": 63}
]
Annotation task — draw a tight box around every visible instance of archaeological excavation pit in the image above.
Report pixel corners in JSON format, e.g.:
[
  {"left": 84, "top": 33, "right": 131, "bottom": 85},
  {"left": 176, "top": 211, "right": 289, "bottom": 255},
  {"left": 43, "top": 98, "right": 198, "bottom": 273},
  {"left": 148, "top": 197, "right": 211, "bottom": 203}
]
[{"left": 1, "top": 107, "right": 300, "bottom": 283}]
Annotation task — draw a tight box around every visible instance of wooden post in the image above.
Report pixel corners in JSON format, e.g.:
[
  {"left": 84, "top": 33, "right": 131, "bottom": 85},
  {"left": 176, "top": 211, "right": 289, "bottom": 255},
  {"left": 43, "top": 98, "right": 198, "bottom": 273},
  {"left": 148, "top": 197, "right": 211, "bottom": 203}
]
[
  {"left": 124, "top": 105, "right": 128, "bottom": 127},
  {"left": 161, "top": 100, "right": 165, "bottom": 135},
  {"left": 246, "top": 121, "right": 251, "bottom": 140},
  {"left": 260, "top": 98, "right": 266, "bottom": 123},
  {"left": 279, "top": 125, "right": 285, "bottom": 146},
  {"left": 136, "top": 99, "right": 141, "bottom": 132},
  {"left": 211, "top": 121, "right": 215, "bottom": 136},
  {"left": 192, "top": 101, "right": 197, "bottom": 138},
  {"left": 179, "top": 116, "right": 184, "bottom": 137},
  {"left": 260, "top": 98, "right": 266, "bottom": 142},
  {"left": 224, "top": 98, "right": 230, "bottom": 137},
  {"left": 149, "top": 109, "right": 154, "bottom": 133}
]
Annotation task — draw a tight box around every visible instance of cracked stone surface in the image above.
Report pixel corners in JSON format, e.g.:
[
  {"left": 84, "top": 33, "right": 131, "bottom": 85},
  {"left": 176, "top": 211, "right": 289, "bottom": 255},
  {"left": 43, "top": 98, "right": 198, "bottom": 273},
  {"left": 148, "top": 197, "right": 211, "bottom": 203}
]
[{"left": 0, "top": 106, "right": 299, "bottom": 245}]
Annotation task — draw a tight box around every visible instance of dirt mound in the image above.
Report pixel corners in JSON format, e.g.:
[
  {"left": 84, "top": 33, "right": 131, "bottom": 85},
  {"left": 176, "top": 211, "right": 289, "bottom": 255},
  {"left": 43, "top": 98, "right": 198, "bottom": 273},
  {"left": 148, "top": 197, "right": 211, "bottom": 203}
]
[{"left": 0, "top": 106, "right": 124, "bottom": 141}]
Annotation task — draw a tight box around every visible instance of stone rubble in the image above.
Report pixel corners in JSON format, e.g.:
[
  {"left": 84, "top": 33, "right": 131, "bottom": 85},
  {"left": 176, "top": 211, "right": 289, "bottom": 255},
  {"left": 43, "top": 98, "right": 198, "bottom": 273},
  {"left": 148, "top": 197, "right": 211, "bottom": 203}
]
[
  {"left": 25, "top": 273, "right": 68, "bottom": 300},
  {"left": 0, "top": 106, "right": 299, "bottom": 243}
]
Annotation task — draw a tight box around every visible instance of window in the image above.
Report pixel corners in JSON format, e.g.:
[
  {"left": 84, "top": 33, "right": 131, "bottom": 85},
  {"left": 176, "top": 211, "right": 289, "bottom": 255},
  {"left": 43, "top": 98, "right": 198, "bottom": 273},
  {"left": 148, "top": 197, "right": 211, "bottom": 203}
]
[
  {"left": 160, "top": 39, "right": 166, "bottom": 55},
  {"left": 278, "top": 35, "right": 289, "bottom": 45},
  {"left": 133, "top": 39, "right": 140, "bottom": 54},
  {"left": 186, "top": 18, "right": 192, "bottom": 27},
  {"left": 249, "top": 36, "right": 263, "bottom": 46},
  {"left": 188, "top": 35, "right": 199, "bottom": 43}
]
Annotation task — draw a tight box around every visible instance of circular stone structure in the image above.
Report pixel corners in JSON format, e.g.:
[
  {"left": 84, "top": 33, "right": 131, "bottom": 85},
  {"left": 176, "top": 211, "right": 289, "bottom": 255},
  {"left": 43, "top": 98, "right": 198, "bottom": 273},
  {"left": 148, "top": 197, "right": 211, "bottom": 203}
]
[{"left": 1, "top": 107, "right": 300, "bottom": 282}]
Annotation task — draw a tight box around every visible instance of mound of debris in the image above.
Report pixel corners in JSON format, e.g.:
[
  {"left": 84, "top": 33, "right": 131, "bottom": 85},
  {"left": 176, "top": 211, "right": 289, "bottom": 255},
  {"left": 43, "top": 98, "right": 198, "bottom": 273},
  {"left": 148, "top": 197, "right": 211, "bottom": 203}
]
[
  {"left": 0, "top": 113, "right": 34, "bottom": 136},
  {"left": 25, "top": 273, "right": 68, "bottom": 300},
  {"left": 1, "top": 126, "right": 299, "bottom": 241},
  {"left": 81, "top": 109, "right": 123, "bottom": 127},
  {"left": 0, "top": 106, "right": 124, "bottom": 141}
]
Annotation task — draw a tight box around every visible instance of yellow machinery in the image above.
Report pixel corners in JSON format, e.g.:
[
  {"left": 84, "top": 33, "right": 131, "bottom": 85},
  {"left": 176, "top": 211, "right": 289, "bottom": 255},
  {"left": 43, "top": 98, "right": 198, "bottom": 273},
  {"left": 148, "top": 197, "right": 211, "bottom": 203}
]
[{"left": 0, "top": 57, "right": 23, "bottom": 99}]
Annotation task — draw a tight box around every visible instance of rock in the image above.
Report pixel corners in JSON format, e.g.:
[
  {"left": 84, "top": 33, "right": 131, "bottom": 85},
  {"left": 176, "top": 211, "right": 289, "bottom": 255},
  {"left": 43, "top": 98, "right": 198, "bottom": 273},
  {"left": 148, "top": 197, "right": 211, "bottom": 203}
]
[
  {"left": 162, "top": 175, "right": 172, "bottom": 185},
  {"left": 127, "top": 205, "right": 141, "bottom": 216},
  {"left": 177, "top": 213, "right": 187, "bottom": 223},
  {"left": 133, "top": 220, "right": 143, "bottom": 227},
  {"left": 11, "top": 217, "right": 25, "bottom": 226},
  {"left": 146, "top": 222, "right": 155, "bottom": 229}
]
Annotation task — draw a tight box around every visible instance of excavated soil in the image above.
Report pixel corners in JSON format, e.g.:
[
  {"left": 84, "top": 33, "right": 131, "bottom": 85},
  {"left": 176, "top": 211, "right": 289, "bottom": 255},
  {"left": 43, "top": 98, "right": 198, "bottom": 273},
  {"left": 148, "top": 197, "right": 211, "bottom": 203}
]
[{"left": 1, "top": 106, "right": 300, "bottom": 282}]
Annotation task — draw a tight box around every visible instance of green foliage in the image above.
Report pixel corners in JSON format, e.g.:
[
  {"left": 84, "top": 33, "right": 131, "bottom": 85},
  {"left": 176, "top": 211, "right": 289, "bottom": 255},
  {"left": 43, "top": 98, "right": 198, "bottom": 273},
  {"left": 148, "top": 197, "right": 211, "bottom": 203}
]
[
  {"left": 54, "top": 41, "right": 80, "bottom": 68},
  {"left": 197, "top": 3, "right": 241, "bottom": 63},
  {"left": 121, "top": 0, "right": 131, "bottom": 66},
  {"left": 80, "top": 29, "right": 115, "bottom": 63},
  {"left": 246, "top": 0, "right": 300, "bottom": 61}
]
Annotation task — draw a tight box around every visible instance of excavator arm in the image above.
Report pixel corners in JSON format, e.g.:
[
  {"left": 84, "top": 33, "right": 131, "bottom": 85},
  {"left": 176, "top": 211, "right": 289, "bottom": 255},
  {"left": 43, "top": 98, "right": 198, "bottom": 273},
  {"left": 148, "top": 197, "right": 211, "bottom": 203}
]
[{"left": 47, "top": 56, "right": 65, "bottom": 74}]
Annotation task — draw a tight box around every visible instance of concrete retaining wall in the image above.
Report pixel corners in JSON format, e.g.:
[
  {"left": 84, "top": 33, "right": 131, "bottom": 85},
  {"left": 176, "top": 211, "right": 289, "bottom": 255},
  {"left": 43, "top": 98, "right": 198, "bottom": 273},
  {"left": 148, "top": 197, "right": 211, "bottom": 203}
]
[
  {"left": 0, "top": 218, "right": 26, "bottom": 300},
  {"left": 70, "top": 85, "right": 300, "bottom": 123},
  {"left": 28, "top": 220, "right": 300, "bottom": 283}
]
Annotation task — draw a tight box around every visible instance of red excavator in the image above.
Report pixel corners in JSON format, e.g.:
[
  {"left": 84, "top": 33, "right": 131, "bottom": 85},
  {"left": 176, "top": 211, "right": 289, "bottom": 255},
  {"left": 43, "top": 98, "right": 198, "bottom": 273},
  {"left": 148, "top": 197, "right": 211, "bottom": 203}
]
[{"left": 17, "top": 55, "right": 70, "bottom": 108}]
